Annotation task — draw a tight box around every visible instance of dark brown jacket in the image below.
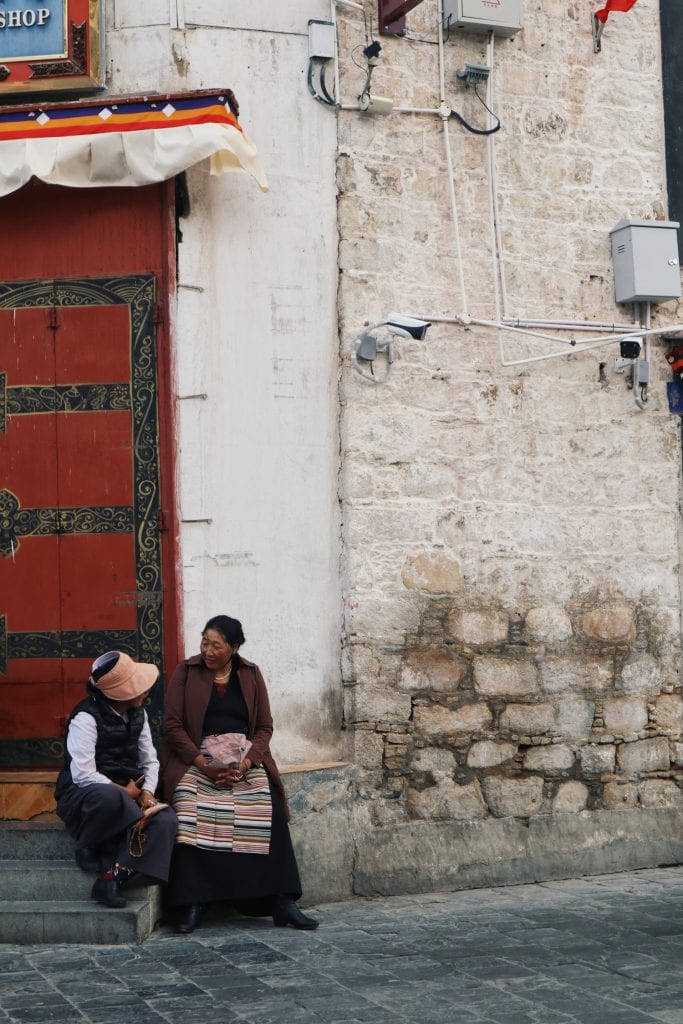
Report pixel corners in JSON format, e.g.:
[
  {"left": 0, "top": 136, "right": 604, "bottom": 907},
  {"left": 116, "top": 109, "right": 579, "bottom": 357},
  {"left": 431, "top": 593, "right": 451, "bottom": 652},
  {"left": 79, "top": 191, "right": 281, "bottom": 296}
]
[{"left": 160, "top": 653, "right": 288, "bottom": 816}]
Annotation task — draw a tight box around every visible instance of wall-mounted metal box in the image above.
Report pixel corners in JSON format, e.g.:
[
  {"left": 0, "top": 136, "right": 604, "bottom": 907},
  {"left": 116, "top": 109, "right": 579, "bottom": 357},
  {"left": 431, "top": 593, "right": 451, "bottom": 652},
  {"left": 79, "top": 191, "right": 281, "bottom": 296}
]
[
  {"left": 442, "top": 0, "right": 523, "bottom": 37},
  {"left": 610, "top": 219, "right": 681, "bottom": 304}
]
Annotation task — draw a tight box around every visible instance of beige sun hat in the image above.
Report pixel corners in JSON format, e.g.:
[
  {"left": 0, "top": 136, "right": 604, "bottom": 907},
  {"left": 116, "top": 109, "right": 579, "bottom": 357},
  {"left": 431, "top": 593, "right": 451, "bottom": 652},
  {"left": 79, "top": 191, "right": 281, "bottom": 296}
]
[{"left": 91, "top": 651, "right": 159, "bottom": 701}]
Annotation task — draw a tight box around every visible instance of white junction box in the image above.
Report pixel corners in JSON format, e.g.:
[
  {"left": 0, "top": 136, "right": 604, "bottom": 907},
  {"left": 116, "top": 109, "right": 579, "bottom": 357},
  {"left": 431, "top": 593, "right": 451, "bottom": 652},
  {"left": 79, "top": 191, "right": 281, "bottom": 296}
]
[
  {"left": 308, "top": 20, "right": 335, "bottom": 60},
  {"left": 443, "top": 0, "right": 523, "bottom": 37},
  {"left": 609, "top": 219, "right": 681, "bottom": 304}
]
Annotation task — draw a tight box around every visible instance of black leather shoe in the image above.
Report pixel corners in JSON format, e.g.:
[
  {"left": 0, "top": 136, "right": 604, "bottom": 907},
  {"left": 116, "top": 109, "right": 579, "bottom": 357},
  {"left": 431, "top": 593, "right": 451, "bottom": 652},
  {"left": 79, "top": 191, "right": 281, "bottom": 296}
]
[
  {"left": 176, "top": 903, "right": 203, "bottom": 934},
  {"left": 75, "top": 847, "right": 100, "bottom": 873},
  {"left": 91, "top": 877, "right": 126, "bottom": 908},
  {"left": 273, "top": 896, "right": 319, "bottom": 930}
]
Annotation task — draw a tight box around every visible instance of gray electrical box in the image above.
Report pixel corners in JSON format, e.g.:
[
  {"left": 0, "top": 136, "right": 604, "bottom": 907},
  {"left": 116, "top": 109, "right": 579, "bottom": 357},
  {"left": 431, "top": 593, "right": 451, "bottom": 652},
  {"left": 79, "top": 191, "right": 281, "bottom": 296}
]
[
  {"left": 308, "top": 19, "right": 335, "bottom": 59},
  {"left": 442, "top": 0, "right": 523, "bottom": 36},
  {"left": 609, "top": 218, "right": 681, "bottom": 304}
]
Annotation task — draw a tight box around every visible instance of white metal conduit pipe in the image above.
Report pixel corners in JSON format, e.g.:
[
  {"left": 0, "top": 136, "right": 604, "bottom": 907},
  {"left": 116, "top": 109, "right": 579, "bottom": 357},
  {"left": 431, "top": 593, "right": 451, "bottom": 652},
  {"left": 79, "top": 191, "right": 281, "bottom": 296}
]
[
  {"left": 427, "top": 314, "right": 643, "bottom": 330},
  {"left": 411, "top": 313, "right": 683, "bottom": 370},
  {"left": 338, "top": 104, "right": 439, "bottom": 114},
  {"left": 502, "top": 319, "right": 645, "bottom": 331},
  {"left": 486, "top": 32, "right": 509, "bottom": 323},
  {"left": 415, "top": 314, "right": 648, "bottom": 346},
  {"left": 634, "top": 302, "right": 652, "bottom": 410},
  {"left": 486, "top": 32, "right": 502, "bottom": 328},
  {"left": 497, "top": 321, "right": 681, "bottom": 367},
  {"left": 437, "top": 0, "right": 468, "bottom": 314}
]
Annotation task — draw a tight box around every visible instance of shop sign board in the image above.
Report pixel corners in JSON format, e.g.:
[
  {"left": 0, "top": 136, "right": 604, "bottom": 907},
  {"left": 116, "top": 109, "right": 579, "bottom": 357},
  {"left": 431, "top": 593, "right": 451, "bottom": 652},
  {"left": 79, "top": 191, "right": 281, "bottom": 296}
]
[{"left": 0, "top": 0, "right": 103, "bottom": 97}]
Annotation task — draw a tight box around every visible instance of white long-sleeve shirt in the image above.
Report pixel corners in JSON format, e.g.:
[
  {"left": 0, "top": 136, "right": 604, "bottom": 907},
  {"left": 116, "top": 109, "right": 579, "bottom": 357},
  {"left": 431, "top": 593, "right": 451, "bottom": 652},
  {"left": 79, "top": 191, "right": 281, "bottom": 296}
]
[{"left": 66, "top": 708, "right": 160, "bottom": 793}]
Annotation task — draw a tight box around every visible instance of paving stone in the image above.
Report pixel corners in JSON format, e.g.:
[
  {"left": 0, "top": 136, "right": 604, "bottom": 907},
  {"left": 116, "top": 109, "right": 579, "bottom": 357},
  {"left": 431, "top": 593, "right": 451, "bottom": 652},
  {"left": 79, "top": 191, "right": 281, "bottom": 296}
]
[{"left": 4, "top": 872, "right": 683, "bottom": 1023}]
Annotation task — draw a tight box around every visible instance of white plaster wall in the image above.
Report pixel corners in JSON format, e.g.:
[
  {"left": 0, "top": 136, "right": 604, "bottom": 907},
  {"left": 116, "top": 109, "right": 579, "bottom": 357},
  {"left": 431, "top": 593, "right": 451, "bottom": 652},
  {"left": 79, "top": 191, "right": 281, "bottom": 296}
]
[{"left": 107, "top": 0, "right": 342, "bottom": 763}]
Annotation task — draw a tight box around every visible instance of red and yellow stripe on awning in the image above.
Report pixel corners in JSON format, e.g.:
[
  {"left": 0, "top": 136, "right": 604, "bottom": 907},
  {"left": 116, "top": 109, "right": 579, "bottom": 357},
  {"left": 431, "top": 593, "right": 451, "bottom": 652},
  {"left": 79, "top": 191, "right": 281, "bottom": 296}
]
[{"left": 0, "top": 90, "right": 268, "bottom": 195}]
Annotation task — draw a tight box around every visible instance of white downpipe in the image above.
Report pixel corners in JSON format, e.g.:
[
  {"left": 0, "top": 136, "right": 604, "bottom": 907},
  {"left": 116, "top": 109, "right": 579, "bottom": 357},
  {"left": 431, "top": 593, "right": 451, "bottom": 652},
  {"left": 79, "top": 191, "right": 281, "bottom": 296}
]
[
  {"left": 437, "top": 0, "right": 468, "bottom": 314},
  {"left": 437, "top": 0, "right": 447, "bottom": 106},
  {"left": 483, "top": 33, "right": 507, "bottom": 368},
  {"left": 486, "top": 33, "right": 509, "bottom": 322},
  {"left": 442, "top": 123, "right": 468, "bottom": 315},
  {"left": 331, "top": 0, "right": 341, "bottom": 113},
  {"left": 486, "top": 38, "right": 501, "bottom": 328}
]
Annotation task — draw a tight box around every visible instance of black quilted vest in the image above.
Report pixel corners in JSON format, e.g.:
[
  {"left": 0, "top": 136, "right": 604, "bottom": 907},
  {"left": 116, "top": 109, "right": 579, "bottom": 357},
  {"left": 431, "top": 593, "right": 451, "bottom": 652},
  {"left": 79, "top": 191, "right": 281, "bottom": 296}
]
[{"left": 55, "top": 693, "right": 145, "bottom": 799}]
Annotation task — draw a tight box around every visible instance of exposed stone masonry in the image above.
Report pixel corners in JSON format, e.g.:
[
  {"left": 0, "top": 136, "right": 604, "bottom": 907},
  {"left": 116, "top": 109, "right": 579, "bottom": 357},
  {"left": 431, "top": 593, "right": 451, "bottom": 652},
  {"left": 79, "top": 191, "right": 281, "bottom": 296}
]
[{"left": 347, "top": 600, "right": 683, "bottom": 825}]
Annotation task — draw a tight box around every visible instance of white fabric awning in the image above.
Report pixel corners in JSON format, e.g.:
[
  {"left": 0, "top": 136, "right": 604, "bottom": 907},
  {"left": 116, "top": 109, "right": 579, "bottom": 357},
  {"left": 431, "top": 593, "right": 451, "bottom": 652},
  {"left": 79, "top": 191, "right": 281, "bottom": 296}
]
[{"left": 0, "top": 90, "right": 268, "bottom": 196}]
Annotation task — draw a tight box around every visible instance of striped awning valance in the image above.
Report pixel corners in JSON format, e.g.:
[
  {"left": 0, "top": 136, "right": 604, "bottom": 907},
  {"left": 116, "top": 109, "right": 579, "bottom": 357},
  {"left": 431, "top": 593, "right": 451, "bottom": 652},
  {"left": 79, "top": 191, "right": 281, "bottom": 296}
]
[{"left": 0, "top": 90, "right": 268, "bottom": 196}]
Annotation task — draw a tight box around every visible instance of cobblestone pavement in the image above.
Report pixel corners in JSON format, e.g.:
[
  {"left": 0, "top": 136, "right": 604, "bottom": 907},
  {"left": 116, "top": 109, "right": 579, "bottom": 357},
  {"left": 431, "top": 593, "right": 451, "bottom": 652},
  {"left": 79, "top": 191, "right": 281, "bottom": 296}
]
[{"left": 3, "top": 868, "right": 683, "bottom": 1024}]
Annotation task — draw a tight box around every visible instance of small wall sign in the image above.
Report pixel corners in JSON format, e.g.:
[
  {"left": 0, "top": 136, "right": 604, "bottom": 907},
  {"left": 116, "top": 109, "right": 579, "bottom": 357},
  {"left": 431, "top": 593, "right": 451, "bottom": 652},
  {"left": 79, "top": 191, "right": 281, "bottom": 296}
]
[{"left": 0, "top": 0, "right": 103, "bottom": 97}]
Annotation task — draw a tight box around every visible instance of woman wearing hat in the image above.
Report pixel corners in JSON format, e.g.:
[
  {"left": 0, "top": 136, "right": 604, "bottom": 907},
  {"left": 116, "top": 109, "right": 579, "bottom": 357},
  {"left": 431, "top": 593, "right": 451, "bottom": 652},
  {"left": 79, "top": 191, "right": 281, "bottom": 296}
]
[{"left": 55, "top": 651, "right": 177, "bottom": 908}]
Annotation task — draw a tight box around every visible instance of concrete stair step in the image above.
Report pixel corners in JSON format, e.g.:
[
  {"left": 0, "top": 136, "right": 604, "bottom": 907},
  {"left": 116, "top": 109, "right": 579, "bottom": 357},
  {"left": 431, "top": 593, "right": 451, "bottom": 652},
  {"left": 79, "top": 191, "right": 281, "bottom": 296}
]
[
  {"left": 0, "top": 859, "right": 98, "bottom": 900},
  {"left": 0, "top": 822, "right": 164, "bottom": 943},
  {"left": 0, "top": 891, "right": 162, "bottom": 944},
  {"left": 0, "top": 820, "right": 73, "bottom": 860}
]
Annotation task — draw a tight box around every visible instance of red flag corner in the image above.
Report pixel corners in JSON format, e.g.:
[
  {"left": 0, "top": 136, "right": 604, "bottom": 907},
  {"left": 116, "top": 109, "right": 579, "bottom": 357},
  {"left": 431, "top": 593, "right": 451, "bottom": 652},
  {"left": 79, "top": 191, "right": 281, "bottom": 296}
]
[{"left": 594, "top": 0, "right": 637, "bottom": 25}]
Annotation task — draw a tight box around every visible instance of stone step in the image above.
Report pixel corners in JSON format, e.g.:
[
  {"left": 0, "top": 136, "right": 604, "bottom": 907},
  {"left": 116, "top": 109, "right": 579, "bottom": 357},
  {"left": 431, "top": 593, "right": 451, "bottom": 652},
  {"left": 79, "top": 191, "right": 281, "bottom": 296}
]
[
  {"left": 0, "top": 821, "right": 164, "bottom": 943},
  {"left": 0, "top": 820, "right": 73, "bottom": 860},
  {"left": 0, "top": 891, "right": 162, "bottom": 944},
  {"left": 0, "top": 859, "right": 97, "bottom": 900}
]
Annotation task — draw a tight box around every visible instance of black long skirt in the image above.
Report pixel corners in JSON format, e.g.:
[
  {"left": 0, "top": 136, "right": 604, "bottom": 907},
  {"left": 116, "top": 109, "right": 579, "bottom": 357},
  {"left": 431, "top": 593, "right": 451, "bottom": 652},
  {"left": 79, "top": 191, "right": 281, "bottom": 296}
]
[
  {"left": 167, "top": 780, "right": 302, "bottom": 911},
  {"left": 56, "top": 782, "right": 177, "bottom": 884}
]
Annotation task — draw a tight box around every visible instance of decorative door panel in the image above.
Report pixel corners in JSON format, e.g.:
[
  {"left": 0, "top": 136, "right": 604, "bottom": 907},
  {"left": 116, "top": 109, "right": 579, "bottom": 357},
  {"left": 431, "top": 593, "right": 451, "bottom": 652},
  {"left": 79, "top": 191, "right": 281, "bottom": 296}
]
[{"left": 0, "top": 274, "right": 164, "bottom": 766}]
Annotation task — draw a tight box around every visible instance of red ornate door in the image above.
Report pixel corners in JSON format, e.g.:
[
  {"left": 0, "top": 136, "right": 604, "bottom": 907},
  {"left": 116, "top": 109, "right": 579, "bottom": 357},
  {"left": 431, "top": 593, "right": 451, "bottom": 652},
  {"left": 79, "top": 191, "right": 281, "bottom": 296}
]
[{"left": 0, "top": 181, "right": 178, "bottom": 767}]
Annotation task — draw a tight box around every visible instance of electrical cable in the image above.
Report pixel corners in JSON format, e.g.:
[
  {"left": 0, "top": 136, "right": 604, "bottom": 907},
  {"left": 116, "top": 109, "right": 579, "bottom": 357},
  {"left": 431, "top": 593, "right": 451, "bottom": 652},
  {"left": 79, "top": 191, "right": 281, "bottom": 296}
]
[
  {"left": 450, "top": 85, "right": 501, "bottom": 136},
  {"left": 361, "top": 5, "right": 374, "bottom": 45},
  {"left": 319, "top": 61, "right": 336, "bottom": 105},
  {"left": 307, "top": 58, "right": 336, "bottom": 107},
  {"left": 350, "top": 44, "right": 370, "bottom": 71},
  {"left": 474, "top": 84, "right": 498, "bottom": 122}
]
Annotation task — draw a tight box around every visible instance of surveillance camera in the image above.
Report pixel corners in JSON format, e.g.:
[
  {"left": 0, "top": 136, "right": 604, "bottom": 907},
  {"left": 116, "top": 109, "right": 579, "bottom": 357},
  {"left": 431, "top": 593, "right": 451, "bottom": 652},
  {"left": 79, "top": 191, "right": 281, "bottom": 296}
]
[
  {"left": 385, "top": 313, "right": 431, "bottom": 340},
  {"left": 620, "top": 339, "right": 641, "bottom": 359}
]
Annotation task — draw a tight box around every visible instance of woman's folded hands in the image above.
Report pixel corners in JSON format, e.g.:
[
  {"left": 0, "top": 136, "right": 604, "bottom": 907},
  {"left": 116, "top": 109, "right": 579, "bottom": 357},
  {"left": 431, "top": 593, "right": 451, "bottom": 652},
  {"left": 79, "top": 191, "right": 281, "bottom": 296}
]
[{"left": 195, "top": 754, "right": 253, "bottom": 787}]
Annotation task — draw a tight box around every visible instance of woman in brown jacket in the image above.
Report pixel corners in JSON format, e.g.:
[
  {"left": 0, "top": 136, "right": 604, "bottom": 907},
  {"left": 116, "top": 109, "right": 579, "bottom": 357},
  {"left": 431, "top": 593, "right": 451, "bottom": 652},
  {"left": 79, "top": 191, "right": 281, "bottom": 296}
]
[{"left": 161, "top": 614, "right": 318, "bottom": 934}]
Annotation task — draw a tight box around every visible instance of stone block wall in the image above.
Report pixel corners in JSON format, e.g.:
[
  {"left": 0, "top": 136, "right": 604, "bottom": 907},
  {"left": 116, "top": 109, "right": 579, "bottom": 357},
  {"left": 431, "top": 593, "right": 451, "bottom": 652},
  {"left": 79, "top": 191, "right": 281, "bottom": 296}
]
[
  {"left": 347, "top": 601, "right": 683, "bottom": 826},
  {"left": 335, "top": 0, "right": 683, "bottom": 885}
]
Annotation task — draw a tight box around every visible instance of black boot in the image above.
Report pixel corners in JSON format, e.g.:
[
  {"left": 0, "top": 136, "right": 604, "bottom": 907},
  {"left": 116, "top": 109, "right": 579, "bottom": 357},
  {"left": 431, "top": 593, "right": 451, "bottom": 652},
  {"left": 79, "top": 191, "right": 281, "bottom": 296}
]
[
  {"left": 273, "top": 896, "right": 319, "bottom": 930},
  {"left": 91, "top": 877, "right": 126, "bottom": 909},
  {"left": 176, "top": 903, "right": 203, "bottom": 934}
]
